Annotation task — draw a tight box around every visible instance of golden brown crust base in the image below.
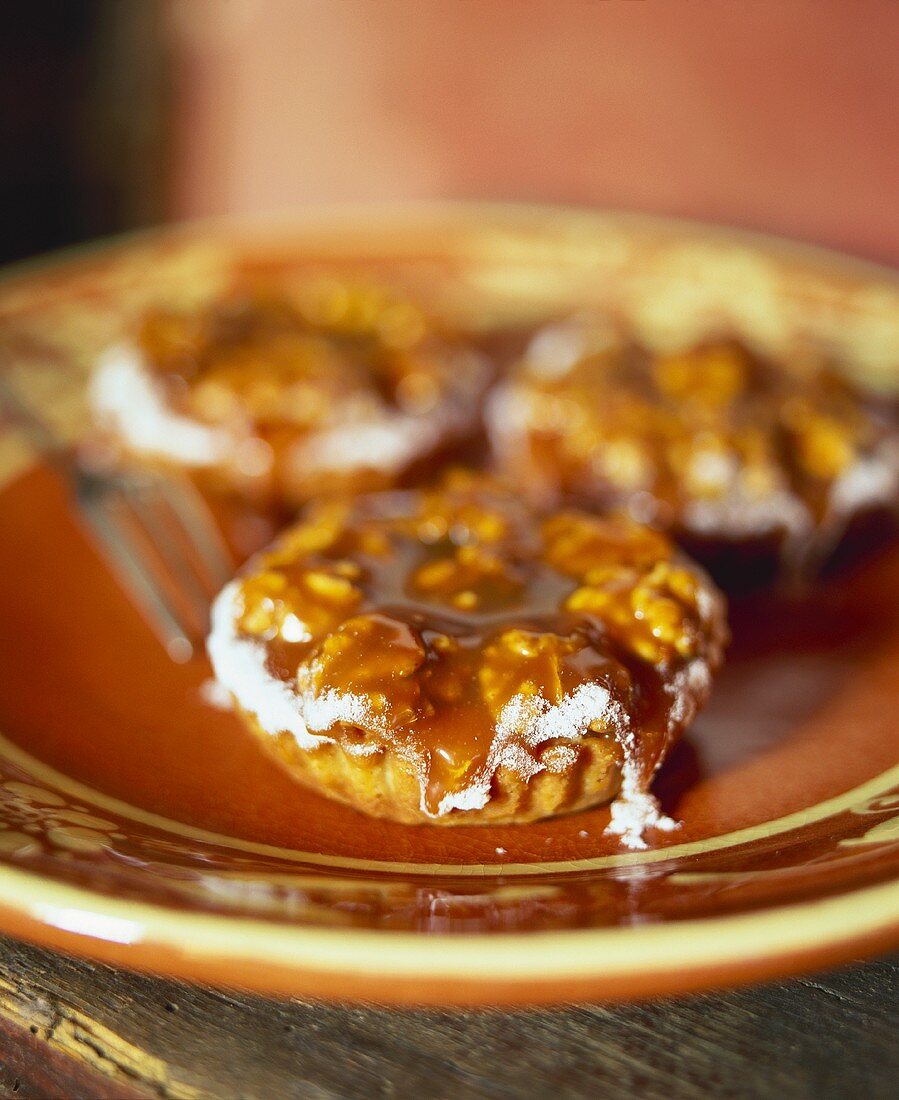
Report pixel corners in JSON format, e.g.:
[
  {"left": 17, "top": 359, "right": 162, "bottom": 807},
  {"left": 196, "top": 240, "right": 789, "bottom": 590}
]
[{"left": 240, "top": 706, "right": 623, "bottom": 826}]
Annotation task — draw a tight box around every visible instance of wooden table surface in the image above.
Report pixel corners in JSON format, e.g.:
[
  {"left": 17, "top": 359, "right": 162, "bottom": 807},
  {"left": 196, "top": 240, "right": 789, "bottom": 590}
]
[{"left": 0, "top": 937, "right": 895, "bottom": 1100}]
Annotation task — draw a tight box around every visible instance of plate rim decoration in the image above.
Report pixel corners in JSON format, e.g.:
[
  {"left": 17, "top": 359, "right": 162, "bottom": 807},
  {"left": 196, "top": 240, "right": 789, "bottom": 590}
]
[{"left": 1, "top": 202, "right": 898, "bottom": 1005}]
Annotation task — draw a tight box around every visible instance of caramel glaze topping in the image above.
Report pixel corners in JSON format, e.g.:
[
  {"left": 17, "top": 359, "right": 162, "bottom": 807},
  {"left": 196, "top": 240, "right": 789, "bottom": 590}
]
[
  {"left": 229, "top": 472, "right": 727, "bottom": 816},
  {"left": 136, "top": 280, "right": 486, "bottom": 495},
  {"left": 491, "top": 323, "right": 898, "bottom": 551}
]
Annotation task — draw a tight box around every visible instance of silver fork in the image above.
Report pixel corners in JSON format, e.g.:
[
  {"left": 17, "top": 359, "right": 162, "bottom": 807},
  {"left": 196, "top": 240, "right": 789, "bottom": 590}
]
[{"left": 0, "top": 374, "right": 234, "bottom": 663}]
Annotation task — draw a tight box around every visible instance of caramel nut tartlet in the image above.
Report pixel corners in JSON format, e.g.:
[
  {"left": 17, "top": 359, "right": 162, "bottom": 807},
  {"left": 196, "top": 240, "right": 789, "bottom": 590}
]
[
  {"left": 207, "top": 472, "right": 727, "bottom": 844},
  {"left": 90, "top": 280, "right": 490, "bottom": 507},
  {"left": 487, "top": 317, "right": 899, "bottom": 585}
]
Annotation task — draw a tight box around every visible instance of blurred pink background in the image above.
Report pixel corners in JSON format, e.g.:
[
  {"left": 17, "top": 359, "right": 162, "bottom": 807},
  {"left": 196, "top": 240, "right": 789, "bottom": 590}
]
[{"left": 166, "top": 0, "right": 899, "bottom": 264}]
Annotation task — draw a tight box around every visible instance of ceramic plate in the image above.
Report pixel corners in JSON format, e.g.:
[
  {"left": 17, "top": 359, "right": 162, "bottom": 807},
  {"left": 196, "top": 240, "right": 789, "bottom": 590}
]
[{"left": 1, "top": 205, "right": 898, "bottom": 1006}]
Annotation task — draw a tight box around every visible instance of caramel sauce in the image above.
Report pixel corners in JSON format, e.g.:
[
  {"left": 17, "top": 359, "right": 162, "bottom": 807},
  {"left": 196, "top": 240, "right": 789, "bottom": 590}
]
[
  {"left": 494, "top": 328, "right": 896, "bottom": 549},
  {"left": 134, "top": 282, "right": 487, "bottom": 505},
  {"left": 229, "top": 473, "right": 726, "bottom": 813}
]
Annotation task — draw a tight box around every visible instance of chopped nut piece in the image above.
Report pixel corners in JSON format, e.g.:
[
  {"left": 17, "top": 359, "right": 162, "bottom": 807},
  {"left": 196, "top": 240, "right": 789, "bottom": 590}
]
[
  {"left": 542, "top": 512, "right": 670, "bottom": 578},
  {"left": 480, "top": 630, "right": 577, "bottom": 715},
  {"left": 299, "top": 613, "right": 427, "bottom": 728},
  {"left": 411, "top": 543, "right": 523, "bottom": 611},
  {"left": 238, "top": 559, "right": 362, "bottom": 644}
]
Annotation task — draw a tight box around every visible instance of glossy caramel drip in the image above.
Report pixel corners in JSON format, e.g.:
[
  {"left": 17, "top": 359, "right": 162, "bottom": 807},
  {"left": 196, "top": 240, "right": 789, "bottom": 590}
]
[{"left": 228, "top": 472, "right": 726, "bottom": 814}]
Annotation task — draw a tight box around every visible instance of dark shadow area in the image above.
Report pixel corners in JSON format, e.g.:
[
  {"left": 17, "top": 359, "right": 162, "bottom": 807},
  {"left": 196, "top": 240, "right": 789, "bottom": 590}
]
[{"left": 0, "top": 1, "right": 170, "bottom": 265}]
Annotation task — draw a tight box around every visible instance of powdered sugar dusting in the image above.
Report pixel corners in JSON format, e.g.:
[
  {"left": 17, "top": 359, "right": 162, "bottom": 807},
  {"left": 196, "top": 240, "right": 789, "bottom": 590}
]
[
  {"left": 291, "top": 350, "right": 490, "bottom": 476},
  {"left": 606, "top": 728, "right": 679, "bottom": 850},
  {"left": 435, "top": 682, "right": 626, "bottom": 816},
  {"left": 300, "top": 689, "right": 383, "bottom": 754},
  {"left": 829, "top": 437, "right": 899, "bottom": 518},
  {"left": 665, "top": 660, "right": 712, "bottom": 729},
  {"left": 198, "top": 677, "right": 234, "bottom": 711},
  {"left": 498, "top": 683, "right": 620, "bottom": 744},
  {"left": 526, "top": 321, "right": 588, "bottom": 378},
  {"left": 487, "top": 683, "right": 687, "bottom": 850},
  {"left": 90, "top": 345, "right": 233, "bottom": 467},
  {"left": 296, "top": 418, "right": 432, "bottom": 476},
  {"left": 683, "top": 484, "right": 812, "bottom": 541},
  {"left": 94, "top": 342, "right": 489, "bottom": 478},
  {"left": 525, "top": 317, "right": 619, "bottom": 379},
  {"left": 484, "top": 386, "right": 530, "bottom": 465},
  {"left": 542, "top": 743, "right": 579, "bottom": 773},
  {"left": 208, "top": 582, "right": 327, "bottom": 751}
]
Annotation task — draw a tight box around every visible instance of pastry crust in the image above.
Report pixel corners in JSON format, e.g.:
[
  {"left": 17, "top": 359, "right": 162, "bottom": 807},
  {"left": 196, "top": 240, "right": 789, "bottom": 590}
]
[
  {"left": 208, "top": 473, "right": 727, "bottom": 841},
  {"left": 242, "top": 709, "right": 621, "bottom": 826}
]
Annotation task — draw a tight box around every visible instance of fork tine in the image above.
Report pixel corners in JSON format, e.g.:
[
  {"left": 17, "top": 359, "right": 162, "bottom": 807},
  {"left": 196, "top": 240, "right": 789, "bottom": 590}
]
[
  {"left": 81, "top": 498, "right": 195, "bottom": 663},
  {"left": 117, "top": 483, "right": 215, "bottom": 636},
  {"left": 1, "top": 371, "right": 220, "bottom": 662},
  {"left": 159, "top": 475, "right": 235, "bottom": 591}
]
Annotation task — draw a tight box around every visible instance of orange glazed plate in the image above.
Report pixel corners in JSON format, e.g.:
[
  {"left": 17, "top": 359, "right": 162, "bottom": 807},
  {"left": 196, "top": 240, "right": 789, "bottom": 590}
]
[{"left": 0, "top": 204, "right": 898, "bottom": 1006}]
